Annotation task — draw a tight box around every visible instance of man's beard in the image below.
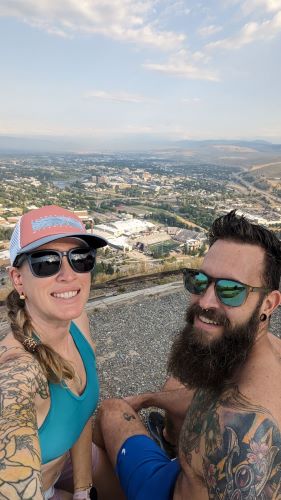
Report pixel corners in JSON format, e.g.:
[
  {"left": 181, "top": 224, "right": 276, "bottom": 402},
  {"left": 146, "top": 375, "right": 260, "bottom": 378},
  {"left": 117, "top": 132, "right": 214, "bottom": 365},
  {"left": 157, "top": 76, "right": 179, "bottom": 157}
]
[{"left": 168, "top": 301, "right": 261, "bottom": 390}]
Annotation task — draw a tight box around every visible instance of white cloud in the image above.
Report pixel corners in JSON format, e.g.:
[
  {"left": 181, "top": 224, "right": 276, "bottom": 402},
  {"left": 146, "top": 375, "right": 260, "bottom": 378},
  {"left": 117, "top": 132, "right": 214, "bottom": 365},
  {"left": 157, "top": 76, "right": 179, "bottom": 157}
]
[
  {"left": 84, "top": 90, "right": 154, "bottom": 104},
  {"left": 240, "top": 0, "right": 281, "bottom": 14},
  {"left": 206, "top": 10, "right": 281, "bottom": 49},
  {"left": 198, "top": 24, "right": 222, "bottom": 37},
  {"left": 0, "top": 0, "right": 185, "bottom": 49},
  {"left": 143, "top": 50, "right": 219, "bottom": 81},
  {"left": 144, "top": 61, "right": 219, "bottom": 81}
]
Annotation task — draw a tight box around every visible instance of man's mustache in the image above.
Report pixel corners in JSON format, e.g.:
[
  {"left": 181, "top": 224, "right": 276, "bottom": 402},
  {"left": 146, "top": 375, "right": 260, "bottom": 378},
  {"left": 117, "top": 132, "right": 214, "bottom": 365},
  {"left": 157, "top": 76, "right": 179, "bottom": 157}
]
[{"left": 186, "top": 303, "right": 230, "bottom": 329}]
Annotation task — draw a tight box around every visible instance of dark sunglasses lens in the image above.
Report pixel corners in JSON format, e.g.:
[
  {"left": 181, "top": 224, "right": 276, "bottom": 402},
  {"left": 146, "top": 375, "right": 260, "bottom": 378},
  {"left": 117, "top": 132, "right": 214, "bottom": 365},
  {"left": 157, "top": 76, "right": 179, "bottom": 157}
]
[
  {"left": 216, "top": 279, "right": 247, "bottom": 306},
  {"left": 69, "top": 249, "right": 96, "bottom": 273},
  {"left": 29, "top": 251, "right": 61, "bottom": 277},
  {"left": 184, "top": 271, "right": 209, "bottom": 295}
]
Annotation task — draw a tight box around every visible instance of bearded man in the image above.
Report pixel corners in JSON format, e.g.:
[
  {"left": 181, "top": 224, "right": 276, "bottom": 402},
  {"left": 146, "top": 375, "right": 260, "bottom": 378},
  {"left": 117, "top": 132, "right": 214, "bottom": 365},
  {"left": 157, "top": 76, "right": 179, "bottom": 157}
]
[{"left": 92, "top": 211, "right": 281, "bottom": 500}]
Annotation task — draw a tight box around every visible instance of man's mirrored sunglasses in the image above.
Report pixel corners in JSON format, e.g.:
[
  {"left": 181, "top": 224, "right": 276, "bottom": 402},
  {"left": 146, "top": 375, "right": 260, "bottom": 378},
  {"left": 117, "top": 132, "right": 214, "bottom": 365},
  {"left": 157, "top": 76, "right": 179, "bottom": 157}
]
[
  {"left": 183, "top": 268, "right": 269, "bottom": 307},
  {"left": 15, "top": 248, "right": 97, "bottom": 277}
]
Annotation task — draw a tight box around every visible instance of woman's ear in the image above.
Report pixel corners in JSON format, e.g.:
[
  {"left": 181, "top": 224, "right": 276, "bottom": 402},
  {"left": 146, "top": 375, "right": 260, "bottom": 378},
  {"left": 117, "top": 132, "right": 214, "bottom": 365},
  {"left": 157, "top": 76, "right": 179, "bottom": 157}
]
[
  {"left": 9, "top": 267, "right": 24, "bottom": 294},
  {"left": 261, "top": 290, "right": 281, "bottom": 318}
]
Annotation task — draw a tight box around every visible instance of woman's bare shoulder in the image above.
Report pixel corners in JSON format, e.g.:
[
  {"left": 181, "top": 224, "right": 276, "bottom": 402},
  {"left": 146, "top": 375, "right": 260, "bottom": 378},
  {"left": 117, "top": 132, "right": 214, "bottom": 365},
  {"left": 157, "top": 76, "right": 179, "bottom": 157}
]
[
  {"left": 0, "top": 342, "right": 49, "bottom": 410},
  {"left": 0, "top": 329, "right": 48, "bottom": 404},
  {"left": 0, "top": 328, "right": 43, "bottom": 382},
  {"left": 0, "top": 327, "right": 28, "bottom": 362}
]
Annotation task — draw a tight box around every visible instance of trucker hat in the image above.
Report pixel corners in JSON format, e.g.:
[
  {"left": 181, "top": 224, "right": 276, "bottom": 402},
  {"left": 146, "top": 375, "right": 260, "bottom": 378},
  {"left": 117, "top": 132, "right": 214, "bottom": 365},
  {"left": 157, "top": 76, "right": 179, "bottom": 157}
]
[{"left": 10, "top": 205, "right": 107, "bottom": 266}]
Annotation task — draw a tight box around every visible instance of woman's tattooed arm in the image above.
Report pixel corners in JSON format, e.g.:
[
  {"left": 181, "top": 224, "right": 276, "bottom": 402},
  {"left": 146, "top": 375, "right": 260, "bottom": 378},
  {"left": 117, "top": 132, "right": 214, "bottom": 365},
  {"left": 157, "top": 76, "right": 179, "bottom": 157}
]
[
  {"left": 180, "top": 386, "right": 281, "bottom": 499},
  {"left": 0, "top": 348, "right": 48, "bottom": 500}
]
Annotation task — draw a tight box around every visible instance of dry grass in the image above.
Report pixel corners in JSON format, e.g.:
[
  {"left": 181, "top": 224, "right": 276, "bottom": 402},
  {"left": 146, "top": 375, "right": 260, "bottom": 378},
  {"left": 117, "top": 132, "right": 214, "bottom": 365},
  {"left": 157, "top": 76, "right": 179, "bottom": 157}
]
[{"left": 93, "top": 255, "right": 203, "bottom": 286}]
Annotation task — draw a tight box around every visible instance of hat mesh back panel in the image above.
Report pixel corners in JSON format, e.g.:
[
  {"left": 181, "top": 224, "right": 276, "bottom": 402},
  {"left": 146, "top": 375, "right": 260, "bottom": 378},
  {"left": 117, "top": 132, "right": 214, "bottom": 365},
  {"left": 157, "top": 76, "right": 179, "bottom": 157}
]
[{"left": 10, "top": 220, "right": 21, "bottom": 265}]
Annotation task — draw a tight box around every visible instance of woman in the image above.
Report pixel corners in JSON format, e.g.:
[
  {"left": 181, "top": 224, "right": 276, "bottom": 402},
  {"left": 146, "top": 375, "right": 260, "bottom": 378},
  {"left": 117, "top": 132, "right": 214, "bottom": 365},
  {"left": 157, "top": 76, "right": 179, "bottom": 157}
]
[{"left": 0, "top": 205, "right": 107, "bottom": 500}]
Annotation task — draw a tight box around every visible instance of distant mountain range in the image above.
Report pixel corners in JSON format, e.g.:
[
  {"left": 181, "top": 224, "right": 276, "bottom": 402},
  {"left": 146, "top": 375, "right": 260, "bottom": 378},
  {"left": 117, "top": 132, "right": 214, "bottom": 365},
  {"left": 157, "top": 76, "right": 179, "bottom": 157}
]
[
  {"left": 174, "top": 139, "right": 281, "bottom": 153},
  {"left": 0, "top": 134, "right": 281, "bottom": 156},
  {"left": 0, "top": 135, "right": 80, "bottom": 153}
]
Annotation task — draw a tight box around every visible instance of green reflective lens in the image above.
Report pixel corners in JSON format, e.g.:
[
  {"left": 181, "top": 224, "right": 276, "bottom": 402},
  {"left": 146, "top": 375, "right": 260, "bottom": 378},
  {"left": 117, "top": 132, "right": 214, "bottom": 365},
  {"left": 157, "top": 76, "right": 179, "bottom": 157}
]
[
  {"left": 216, "top": 279, "right": 247, "bottom": 306},
  {"left": 192, "top": 272, "right": 209, "bottom": 294}
]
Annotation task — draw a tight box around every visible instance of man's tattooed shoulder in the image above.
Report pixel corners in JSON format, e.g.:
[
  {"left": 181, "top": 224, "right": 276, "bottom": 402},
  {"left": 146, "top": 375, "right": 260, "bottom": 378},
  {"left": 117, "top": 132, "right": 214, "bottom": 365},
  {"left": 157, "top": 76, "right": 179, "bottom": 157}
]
[{"left": 180, "top": 386, "right": 281, "bottom": 499}]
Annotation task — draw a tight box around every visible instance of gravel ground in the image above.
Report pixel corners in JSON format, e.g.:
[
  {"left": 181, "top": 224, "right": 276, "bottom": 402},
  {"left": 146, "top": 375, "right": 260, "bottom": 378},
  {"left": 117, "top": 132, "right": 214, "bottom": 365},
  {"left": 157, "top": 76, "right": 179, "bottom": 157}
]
[
  {"left": 90, "top": 291, "right": 186, "bottom": 401},
  {"left": 89, "top": 290, "right": 281, "bottom": 402}
]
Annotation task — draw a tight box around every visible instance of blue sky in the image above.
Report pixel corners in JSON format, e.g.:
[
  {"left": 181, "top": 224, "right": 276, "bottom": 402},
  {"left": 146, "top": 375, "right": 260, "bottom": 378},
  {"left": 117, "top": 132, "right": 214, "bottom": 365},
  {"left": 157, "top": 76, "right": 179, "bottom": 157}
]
[{"left": 0, "top": 0, "right": 281, "bottom": 149}]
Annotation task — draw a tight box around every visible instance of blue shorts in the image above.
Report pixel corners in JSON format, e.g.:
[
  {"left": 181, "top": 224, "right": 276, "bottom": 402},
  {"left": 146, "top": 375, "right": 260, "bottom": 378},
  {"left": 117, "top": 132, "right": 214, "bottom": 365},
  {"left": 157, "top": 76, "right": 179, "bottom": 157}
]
[{"left": 116, "top": 435, "right": 181, "bottom": 500}]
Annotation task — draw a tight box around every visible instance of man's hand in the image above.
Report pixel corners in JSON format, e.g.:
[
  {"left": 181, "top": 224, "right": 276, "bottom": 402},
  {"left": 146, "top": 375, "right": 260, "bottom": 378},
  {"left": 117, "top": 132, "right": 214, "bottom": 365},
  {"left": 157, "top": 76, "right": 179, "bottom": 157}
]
[
  {"left": 124, "top": 393, "right": 151, "bottom": 412},
  {"left": 124, "top": 379, "right": 193, "bottom": 419}
]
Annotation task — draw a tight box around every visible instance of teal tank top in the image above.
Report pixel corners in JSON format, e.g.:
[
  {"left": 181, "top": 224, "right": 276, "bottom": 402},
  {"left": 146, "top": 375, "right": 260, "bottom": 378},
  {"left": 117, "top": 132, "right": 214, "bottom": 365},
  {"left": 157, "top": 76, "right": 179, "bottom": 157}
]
[{"left": 38, "top": 321, "right": 99, "bottom": 464}]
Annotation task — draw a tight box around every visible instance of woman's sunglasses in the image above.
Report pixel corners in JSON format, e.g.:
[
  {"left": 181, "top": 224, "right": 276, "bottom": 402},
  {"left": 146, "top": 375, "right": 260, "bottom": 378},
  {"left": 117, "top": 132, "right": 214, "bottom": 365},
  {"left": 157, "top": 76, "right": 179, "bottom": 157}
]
[
  {"left": 183, "top": 268, "right": 269, "bottom": 307},
  {"left": 16, "top": 248, "right": 97, "bottom": 278}
]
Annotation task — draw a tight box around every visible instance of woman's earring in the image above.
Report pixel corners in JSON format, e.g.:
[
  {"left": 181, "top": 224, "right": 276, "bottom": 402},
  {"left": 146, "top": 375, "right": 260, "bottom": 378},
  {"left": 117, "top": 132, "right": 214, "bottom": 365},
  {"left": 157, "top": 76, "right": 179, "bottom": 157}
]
[
  {"left": 260, "top": 313, "right": 267, "bottom": 322},
  {"left": 19, "top": 293, "right": 26, "bottom": 300}
]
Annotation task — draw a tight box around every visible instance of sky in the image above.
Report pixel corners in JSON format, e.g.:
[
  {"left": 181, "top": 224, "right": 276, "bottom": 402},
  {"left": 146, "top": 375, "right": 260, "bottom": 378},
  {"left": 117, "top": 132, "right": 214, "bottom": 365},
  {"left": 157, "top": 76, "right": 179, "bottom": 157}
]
[{"left": 0, "top": 0, "right": 281, "bottom": 150}]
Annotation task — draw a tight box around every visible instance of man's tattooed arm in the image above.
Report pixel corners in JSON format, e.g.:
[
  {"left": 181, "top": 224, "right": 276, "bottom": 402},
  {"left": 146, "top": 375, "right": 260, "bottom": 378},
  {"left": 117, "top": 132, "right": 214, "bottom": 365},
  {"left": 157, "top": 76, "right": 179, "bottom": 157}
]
[
  {"left": 180, "top": 387, "right": 281, "bottom": 499},
  {"left": 0, "top": 349, "right": 48, "bottom": 500}
]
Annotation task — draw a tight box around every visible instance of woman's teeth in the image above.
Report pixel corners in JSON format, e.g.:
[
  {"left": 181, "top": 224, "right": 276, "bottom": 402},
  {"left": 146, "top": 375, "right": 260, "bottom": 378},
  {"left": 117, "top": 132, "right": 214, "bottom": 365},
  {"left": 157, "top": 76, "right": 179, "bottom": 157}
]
[{"left": 52, "top": 291, "right": 78, "bottom": 299}]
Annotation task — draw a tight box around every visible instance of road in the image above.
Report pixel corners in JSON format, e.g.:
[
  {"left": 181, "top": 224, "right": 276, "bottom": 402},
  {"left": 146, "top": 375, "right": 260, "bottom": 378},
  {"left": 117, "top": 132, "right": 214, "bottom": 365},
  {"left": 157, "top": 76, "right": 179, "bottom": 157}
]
[{"left": 231, "top": 173, "right": 281, "bottom": 205}]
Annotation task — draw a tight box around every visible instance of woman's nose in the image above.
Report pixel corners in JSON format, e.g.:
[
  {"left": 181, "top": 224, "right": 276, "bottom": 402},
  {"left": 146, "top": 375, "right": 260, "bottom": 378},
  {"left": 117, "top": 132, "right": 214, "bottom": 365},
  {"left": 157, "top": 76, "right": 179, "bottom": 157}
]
[{"left": 57, "top": 256, "right": 76, "bottom": 280}]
